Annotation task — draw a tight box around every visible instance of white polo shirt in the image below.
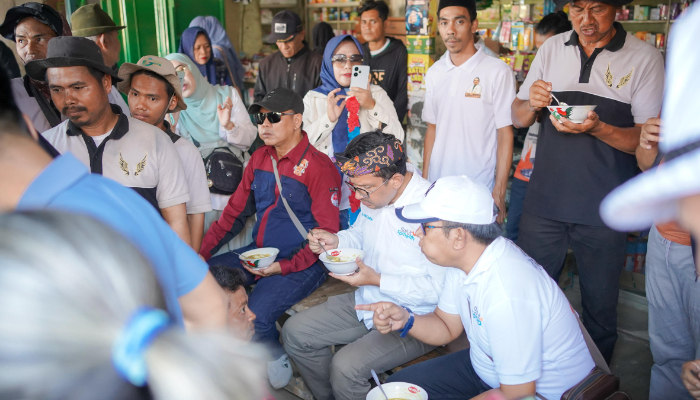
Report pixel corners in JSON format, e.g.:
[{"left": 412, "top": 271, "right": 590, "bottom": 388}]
[
  {"left": 438, "top": 237, "right": 594, "bottom": 399},
  {"left": 11, "top": 76, "right": 130, "bottom": 133},
  {"left": 42, "top": 106, "right": 189, "bottom": 211},
  {"left": 337, "top": 163, "right": 446, "bottom": 328},
  {"left": 164, "top": 122, "right": 212, "bottom": 215},
  {"left": 423, "top": 47, "right": 515, "bottom": 188}
]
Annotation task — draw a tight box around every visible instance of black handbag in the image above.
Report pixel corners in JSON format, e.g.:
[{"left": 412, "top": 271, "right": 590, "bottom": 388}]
[{"left": 203, "top": 147, "right": 243, "bottom": 195}]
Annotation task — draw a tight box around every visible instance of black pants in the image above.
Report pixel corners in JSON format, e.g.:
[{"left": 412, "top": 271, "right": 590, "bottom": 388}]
[{"left": 517, "top": 212, "right": 626, "bottom": 364}]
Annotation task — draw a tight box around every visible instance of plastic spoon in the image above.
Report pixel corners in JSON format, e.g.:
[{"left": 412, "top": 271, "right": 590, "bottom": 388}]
[{"left": 371, "top": 370, "right": 389, "bottom": 400}]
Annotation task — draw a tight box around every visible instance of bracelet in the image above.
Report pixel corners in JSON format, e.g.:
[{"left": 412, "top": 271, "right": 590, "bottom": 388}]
[{"left": 399, "top": 306, "right": 415, "bottom": 338}]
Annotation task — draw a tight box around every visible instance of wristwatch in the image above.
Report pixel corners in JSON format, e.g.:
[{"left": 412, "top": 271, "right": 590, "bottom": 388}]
[{"left": 399, "top": 306, "right": 415, "bottom": 338}]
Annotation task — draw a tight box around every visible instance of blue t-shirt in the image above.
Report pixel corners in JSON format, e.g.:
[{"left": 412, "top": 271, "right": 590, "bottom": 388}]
[{"left": 17, "top": 154, "right": 208, "bottom": 325}]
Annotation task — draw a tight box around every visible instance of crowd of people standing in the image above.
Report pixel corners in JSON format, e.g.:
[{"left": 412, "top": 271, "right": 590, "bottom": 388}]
[{"left": 0, "top": 0, "right": 699, "bottom": 400}]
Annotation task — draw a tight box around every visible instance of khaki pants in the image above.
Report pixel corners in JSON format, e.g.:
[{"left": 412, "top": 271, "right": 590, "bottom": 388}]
[{"left": 282, "top": 292, "right": 435, "bottom": 400}]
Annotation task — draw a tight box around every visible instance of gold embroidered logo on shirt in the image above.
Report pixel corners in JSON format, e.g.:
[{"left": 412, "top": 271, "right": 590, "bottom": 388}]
[
  {"left": 604, "top": 63, "right": 613, "bottom": 88},
  {"left": 119, "top": 152, "right": 129, "bottom": 176},
  {"left": 616, "top": 68, "right": 634, "bottom": 89},
  {"left": 134, "top": 154, "right": 147, "bottom": 176}
]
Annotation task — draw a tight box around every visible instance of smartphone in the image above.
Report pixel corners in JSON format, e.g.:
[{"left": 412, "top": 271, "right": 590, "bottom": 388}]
[{"left": 350, "top": 65, "right": 370, "bottom": 90}]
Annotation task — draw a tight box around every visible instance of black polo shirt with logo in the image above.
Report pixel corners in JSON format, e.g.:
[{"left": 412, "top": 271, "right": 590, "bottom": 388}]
[
  {"left": 516, "top": 23, "right": 665, "bottom": 226},
  {"left": 41, "top": 105, "right": 190, "bottom": 211}
]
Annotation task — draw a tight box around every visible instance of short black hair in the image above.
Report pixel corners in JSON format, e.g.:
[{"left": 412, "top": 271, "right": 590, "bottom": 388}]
[
  {"left": 131, "top": 69, "right": 176, "bottom": 99},
  {"left": 209, "top": 265, "right": 247, "bottom": 293},
  {"left": 536, "top": 11, "right": 572, "bottom": 36},
  {"left": 0, "top": 65, "right": 28, "bottom": 140},
  {"left": 341, "top": 130, "right": 407, "bottom": 180},
  {"left": 359, "top": 0, "right": 389, "bottom": 21}
]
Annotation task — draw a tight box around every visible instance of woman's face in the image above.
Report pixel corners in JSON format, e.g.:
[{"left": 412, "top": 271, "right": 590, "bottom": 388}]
[
  {"left": 193, "top": 33, "right": 212, "bottom": 65},
  {"left": 170, "top": 60, "right": 196, "bottom": 98},
  {"left": 332, "top": 41, "right": 363, "bottom": 88}
]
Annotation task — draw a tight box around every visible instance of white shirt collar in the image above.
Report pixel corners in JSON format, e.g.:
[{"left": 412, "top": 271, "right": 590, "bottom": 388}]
[{"left": 444, "top": 46, "right": 486, "bottom": 74}]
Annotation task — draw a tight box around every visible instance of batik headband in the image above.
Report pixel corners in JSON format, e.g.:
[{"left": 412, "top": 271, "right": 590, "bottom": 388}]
[{"left": 333, "top": 135, "right": 404, "bottom": 177}]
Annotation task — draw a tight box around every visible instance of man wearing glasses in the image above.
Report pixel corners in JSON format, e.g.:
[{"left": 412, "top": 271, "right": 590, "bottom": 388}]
[
  {"left": 282, "top": 130, "right": 446, "bottom": 400},
  {"left": 200, "top": 88, "right": 340, "bottom": 390},
  {"left": 253, "top": 10, "right": 323, "bottom": 103}
]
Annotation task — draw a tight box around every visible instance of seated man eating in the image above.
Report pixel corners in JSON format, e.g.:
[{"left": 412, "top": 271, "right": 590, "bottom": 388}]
[
  {"left": 200, "top": 88, "right": 340, "bottom": 389},
  {"left": 282, "top": 130, "right": 446, "bottom": 400},
  {"left": 358, "top": 176, "right": 596, "bottom": 400}
]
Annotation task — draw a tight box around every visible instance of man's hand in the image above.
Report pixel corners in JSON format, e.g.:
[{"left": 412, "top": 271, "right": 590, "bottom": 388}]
[
  {"left": 348, "top": 86, "right": 376, "bottom": 110},
  {"left": 682, "top": 360, "right": 700, "bottom": 399},
  {"left": 550, "top": 110, "right": 604, "bottom": 135},
  {"left": 356, "top": 301, "right": 410, "bottom": 334},
  {"left": 492, "top": 190, "right": 506, "bottom": 224},
  {"left": 217, "top": 96, "right": 235, "bottom": 130},
  {"left": 528, "top": 80, "right": 553, "bottom": 110},
  {"left": 327, "top": 88, "right": 347, "bottom": 123},
  {"left": 330, "top": 258, "right": 380, "bottom": 287},
  {"left": 242, "top": 261, "right": 282, "bottom": 277},
  {"left": 640, "top": 117, "right": 662, "bottom": 150},
  {"left": 307, "top": 229, "right": 340, "bottom": 254}
]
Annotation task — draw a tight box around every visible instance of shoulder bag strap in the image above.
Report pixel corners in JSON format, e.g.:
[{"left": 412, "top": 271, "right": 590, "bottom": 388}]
[
  {"left": 575, "top": 310, "right": 612, "bottom": 374},
  {"left": 213, "top": 45, "right": 238, "bottom": 90},
  {"left": 27, "top": 79, "right": 61, "bottom": 128},
  {"left": 270, "top": 155, "right": 308, "bottom": 240}
]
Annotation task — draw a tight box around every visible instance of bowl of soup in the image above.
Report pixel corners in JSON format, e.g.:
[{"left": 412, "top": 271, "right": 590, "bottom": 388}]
[
  {"left": 547, "top": 105, "right": 597, "bottom": 124},
  {"left": 366, "top": 382, "right": 428, "bottom": 400},
  {"left": 319, "top": 248, "right": 365, "bottom": 275},
  {"left": 239, "top": 247, "right": 279, "bottom": 269}
]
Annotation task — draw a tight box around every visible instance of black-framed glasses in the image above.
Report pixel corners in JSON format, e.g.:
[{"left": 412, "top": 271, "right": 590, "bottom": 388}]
[
  {"left": 331, "top": 54, "right": 364, "bottom": 65},
  {"left": 253, "top": 112, "right": 296, "bottom": 125},
  {"left": 345, "top": 178, "right": 389, "bottom": 199},
  {"left": 419, "top": 223, "right": 446, "bottom": 235}
]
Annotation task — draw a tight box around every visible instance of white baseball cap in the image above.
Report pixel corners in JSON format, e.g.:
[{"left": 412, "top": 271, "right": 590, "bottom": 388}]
[
  {"left": 600, "top": 6, "right": 700, "bottom": 231},
  {"left": 396, "top": 176, "right": 496, "bottom": 224}
]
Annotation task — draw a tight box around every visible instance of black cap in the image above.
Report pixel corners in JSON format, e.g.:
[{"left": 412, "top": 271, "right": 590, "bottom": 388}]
[
  {"left": 437, "top": 0, "right": 476, "bottom": 18},
  {"left": 0, "top": 2, "right": 63, "bottom": 41},
  {"left": 25, "top": 36, "right": 122, "bottom": 83},
  {"left": 248, "top": 88, "right": 304, "bottom": 115},
  {"left": 554, "top": 0, "right": 632, "bottom": 6},
  {"left": 266, "top": 10, "right": 303, "bottom": 43}
]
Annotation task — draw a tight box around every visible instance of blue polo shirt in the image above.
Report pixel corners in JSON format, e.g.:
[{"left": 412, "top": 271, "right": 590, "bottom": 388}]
[{"left": 17, "top": 154, "right": 208, "bottom": 325}]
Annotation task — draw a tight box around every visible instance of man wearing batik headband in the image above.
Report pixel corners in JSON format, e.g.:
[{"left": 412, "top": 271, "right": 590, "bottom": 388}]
[{"left": 283, "top": 130, "right": 446, "bottom": 400}]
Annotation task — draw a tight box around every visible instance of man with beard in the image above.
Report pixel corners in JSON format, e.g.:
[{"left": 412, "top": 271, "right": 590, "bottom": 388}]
[
  {"left": 420, "top": 0, "right": 515, "bottom": 226},
  {"left": 30, "top": 37, "right": 193, "bottom": 247},
  {"left": 511, "top": 0, "right": 665, "bottom": 363},
  {"left": 0, "top": 2, "right": 127, "bottom": 132}
]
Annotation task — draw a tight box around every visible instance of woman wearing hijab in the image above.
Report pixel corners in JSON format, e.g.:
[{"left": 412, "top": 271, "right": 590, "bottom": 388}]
[
  {"left": 179, "top": 26, "right": 234, "bottom": 88},
  {"left": 311, "top": 22, "right": 335, "bottom": 56},
  {"left": 165, "top": 53, "right": 257, "bottom": 250},
  {"left": 303, "top": 34, "right": 403, "bottom": 228},
  {"left": 189, "top": 16, "right": 245, "bottom": 92}
]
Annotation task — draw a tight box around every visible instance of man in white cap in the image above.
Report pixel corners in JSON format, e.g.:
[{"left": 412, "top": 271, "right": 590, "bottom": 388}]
[
  {"left": 600, "top": 5, "right": 700, "bottom": 399},
  {"left": 118, "top": 56, "right": 212, "bottom": 252},
  {"left": 358, "top": 175, "right": 595, "bottom": 400}
]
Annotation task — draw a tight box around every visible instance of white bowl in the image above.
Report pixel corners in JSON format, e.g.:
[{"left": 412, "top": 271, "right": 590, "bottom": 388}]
[
  {"left": 366, "top": 382, "right": 428, "bottom": 400},
  {"left": 239, "top": 247, "right": 279, "bottom": 269},
  {"left": 319, "top": 248, "right": 365, "bottom": 275},
  {"left": 547, "top": 105, "right": 597, "bottom": 124}
]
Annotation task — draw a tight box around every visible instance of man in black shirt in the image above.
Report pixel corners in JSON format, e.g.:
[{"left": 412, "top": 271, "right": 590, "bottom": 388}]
[
  {"left": 359, "top": 0, "right": 408, "bottom": 122},
  {"left": 253, "top": 10, "right": 322, "bottom": 102}
]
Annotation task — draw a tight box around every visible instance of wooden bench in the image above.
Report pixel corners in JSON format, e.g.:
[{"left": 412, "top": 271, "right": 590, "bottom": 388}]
[{"left": 279, "top": 278, "right": 468, "bottom": 400}]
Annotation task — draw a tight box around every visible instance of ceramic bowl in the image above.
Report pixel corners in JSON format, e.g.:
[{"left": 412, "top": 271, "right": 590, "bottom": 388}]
[
  {"left": 319, "top": 248, "right": 365, "bottom": 275},
  {"left": 547, "top": 105, "right": 597, "bottom": 124},
  {"left": 239, "top": 247, "right": 279, "bottom": 269},
  {"left": 366, "top": 382, "right": 429, "bottom": 400}
]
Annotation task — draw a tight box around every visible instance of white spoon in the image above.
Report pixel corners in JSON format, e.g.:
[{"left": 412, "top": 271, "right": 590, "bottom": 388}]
[{"left": 371, "top": 369, "right": 389, "bottom": 400}]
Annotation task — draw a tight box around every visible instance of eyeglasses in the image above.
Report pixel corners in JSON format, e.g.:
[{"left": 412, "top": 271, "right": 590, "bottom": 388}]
[
  {"left": 345, "top": 178, "right": 389, "bottom": 199},
  {"left": 419, "top": 223, "right": 446, "bottom": 235},
  {"left": 253, "top": 112, "right": 296, "bottom": 125},
  {"left": 331, "top": 54, "right": 364, "bottom": 65}
]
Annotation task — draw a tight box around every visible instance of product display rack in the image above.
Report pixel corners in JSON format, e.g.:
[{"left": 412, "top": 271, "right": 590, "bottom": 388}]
[{"left": 305, "top": 1, "right": 362, "bottom": 44}]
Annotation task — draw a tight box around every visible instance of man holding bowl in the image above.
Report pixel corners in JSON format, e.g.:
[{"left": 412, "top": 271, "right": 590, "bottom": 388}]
[
  {"left": 282, "top": 130, "right": 446, "bottom": 400},
  {"left": 510, "top": 0, "right": 665, "bottom": 363}
]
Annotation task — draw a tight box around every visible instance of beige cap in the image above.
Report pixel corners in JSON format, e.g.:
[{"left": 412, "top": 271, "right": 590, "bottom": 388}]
[{"left": 117, "top": 56, "right": 187, "bottom": 113}]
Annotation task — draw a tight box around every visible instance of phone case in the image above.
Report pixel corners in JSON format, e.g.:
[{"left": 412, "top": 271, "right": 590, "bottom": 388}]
[{"left": 351, "top": 65, "right": 370, "bottom": 90}]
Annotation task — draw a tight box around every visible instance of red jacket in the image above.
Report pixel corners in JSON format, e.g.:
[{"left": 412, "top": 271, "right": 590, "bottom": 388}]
[{"left": 200, "top": 133, "right": 340, "bottom": 275}]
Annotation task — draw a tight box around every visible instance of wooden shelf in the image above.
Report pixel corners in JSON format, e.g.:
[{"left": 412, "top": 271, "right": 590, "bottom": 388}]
[{"left": 306, "top": 1, "right": 360, "bottom": 8}]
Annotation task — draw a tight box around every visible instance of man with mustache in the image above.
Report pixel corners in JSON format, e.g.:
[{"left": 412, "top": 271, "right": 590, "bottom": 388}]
[
  {"left": 511, "top": 0, "right": 665, "bottom": 364},
  {"left": 0, "top": 2, "right": 127, "bottom": 132},
  {"left": 30, "top": 37, "right": 193, "bottom": 247},
  {"left": 420, "top": 0, "right": 515, "bottom": 226}
]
